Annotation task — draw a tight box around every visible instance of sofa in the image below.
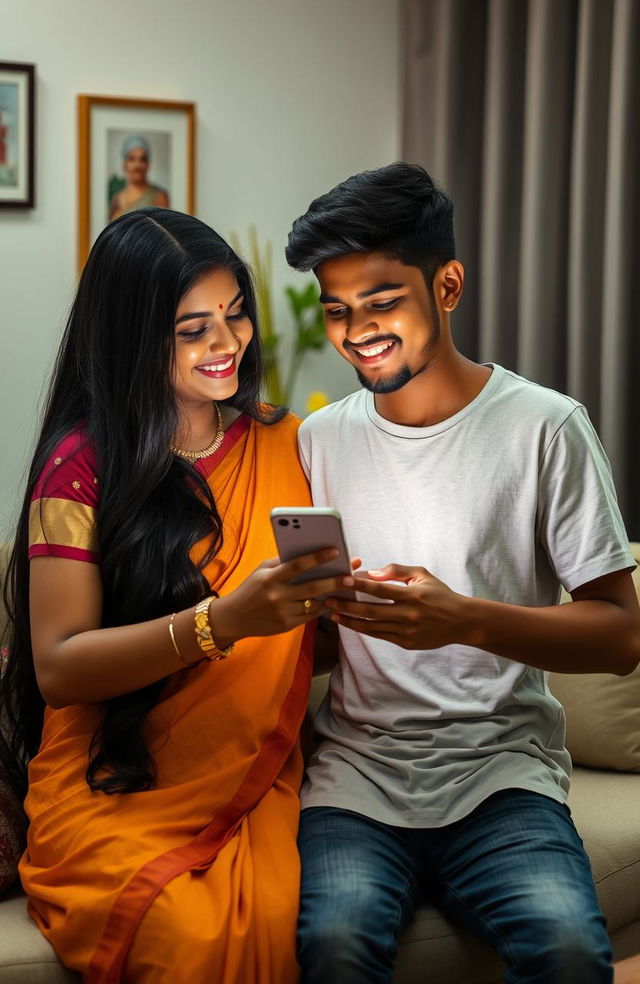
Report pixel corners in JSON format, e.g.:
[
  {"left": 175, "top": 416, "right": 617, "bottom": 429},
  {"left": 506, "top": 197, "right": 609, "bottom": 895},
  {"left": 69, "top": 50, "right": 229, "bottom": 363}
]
[{"left": 1, "top": 548, "right": 639, "bottom": 983}]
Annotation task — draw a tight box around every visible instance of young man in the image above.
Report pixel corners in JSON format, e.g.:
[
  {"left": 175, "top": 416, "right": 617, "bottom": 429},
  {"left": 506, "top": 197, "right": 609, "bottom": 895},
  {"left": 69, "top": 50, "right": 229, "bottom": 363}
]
[{"left": 285, "top": 162, "right": 640, "bottom": 984}]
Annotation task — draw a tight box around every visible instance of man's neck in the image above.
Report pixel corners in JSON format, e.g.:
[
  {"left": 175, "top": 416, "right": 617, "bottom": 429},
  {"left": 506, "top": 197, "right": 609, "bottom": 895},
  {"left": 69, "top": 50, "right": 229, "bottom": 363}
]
[{"left": 373, "top": 353, "right": 492, "bottom": 428}]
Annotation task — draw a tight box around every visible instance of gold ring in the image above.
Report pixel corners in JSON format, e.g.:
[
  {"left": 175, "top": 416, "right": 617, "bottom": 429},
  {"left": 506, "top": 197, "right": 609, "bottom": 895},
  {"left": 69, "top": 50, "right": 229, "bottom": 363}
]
[{"left": 303, "top": 599, "right": 313, "bottom": 612}]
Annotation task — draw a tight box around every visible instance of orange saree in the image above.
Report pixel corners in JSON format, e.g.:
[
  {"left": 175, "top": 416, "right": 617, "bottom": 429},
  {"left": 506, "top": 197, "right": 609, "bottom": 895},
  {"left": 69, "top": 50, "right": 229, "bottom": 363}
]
[{"left": 20, "top": 413, "right": 313, "bottom": 983}]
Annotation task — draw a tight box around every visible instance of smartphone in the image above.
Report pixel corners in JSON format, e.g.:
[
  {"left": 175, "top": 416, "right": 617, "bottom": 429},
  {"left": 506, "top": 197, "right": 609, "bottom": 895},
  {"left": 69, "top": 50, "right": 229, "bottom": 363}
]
[
  {"left": 271, "top": 507, "right": 350, "bottom": 593},
  {"left": 270, "top": 507, "right": 393, "bottom": 603}
]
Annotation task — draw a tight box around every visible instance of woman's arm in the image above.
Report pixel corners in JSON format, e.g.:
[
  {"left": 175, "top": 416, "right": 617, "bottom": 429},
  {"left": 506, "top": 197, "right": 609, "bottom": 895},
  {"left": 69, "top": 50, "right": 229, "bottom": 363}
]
[
  {"left": 31, "top": 556, "right": 206, "bottom": 707},
  {"left": 31, "top": 548, "right": 349, "bottom": 707}
]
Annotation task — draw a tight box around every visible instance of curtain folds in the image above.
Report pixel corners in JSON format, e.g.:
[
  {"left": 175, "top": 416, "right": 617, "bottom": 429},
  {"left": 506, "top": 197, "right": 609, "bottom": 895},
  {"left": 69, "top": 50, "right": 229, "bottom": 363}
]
[{"left": 402, "top": 0, "right": 640, "bottom": 536}]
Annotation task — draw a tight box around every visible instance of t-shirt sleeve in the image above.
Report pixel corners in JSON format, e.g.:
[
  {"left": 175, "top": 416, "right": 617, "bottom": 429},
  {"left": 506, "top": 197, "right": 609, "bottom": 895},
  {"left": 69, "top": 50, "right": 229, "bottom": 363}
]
[
  {"left": 297, "top": 420, "right": 312, "bottom": 482},
  {"left": 537, "top": 405, "right": 635, "bottom": 592},
  {"left": 28, "top": 433, "right": 99, "bottom": 564}
]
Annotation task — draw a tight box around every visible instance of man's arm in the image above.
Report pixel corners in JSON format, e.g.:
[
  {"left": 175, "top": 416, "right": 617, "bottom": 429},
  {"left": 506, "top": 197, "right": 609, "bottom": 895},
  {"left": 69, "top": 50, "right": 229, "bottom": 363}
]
[
  {"left": 464, "top": 566, "right": 640, "bottom": 675},
  {"left": 325, "top": 565, "right": 640, "bottom": 676}
]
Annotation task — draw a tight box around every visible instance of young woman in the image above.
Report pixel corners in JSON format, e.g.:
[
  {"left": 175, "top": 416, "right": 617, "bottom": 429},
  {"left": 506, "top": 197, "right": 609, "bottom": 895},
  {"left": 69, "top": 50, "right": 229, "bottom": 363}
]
[{"left": 0, "top": 208, "right": 344, "bottom": 983}]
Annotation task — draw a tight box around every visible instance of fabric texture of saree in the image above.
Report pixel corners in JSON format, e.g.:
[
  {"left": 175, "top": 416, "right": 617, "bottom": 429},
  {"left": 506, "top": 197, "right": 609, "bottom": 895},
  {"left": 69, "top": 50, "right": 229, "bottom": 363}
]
[{"left": 20, "top": 412, "right": 313, "bottom": 983}]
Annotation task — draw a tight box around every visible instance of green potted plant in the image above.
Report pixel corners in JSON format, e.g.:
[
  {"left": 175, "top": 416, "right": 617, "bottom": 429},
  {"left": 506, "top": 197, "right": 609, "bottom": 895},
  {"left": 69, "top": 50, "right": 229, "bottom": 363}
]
[{"left": 231, "top": 227, "right": 329, "bottom": 409}]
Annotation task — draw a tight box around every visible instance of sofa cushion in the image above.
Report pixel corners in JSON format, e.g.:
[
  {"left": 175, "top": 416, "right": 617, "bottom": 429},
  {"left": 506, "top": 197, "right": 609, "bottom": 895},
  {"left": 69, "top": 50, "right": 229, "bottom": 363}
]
[
  {"left": 549, "top": 662, "right": 640, "bottom": 771},
  {"left": 0, "top": 895, "right": 79, "bottom": 983},
  {"left": 568, "top": 767, "right": 640, "bottom": 934},
  {"left": 394, "top": 904, "right": 503, "bottom": 983}
]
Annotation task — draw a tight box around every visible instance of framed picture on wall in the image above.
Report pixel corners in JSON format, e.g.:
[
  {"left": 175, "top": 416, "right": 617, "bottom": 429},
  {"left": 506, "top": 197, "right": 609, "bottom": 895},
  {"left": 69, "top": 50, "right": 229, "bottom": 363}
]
[
  {"left": 0, "top": 61, "right": 35, "bottom": 208},
  {"left": 77, "top": 94, "right": 196, "bottom": 269}
]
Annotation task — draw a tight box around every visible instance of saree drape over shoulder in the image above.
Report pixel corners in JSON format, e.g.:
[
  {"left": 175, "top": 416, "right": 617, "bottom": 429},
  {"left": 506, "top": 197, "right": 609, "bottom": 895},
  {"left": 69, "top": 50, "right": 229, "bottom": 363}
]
[{"left": 20, "top": 414, "right": 313, "bottom": 983}]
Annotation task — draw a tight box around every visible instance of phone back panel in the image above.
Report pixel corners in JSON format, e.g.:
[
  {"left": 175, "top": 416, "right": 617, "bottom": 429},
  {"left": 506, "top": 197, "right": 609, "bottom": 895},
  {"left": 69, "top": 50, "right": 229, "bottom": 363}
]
[{"left": 271, "top": 512, "right": 351, "bottom": 585}]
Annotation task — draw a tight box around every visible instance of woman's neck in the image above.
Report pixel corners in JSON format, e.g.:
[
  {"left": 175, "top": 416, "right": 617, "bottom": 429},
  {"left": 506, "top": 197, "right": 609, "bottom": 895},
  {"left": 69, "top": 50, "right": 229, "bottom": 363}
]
[{"left": 173, "top": 403, "right": 220, "bottom": 453}]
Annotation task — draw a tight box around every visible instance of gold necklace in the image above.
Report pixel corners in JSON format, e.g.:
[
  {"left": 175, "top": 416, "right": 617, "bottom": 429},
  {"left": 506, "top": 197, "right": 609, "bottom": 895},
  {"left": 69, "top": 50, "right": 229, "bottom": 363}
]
[{"left": 171, "top": 403, "right": 224, "bottom": 459}]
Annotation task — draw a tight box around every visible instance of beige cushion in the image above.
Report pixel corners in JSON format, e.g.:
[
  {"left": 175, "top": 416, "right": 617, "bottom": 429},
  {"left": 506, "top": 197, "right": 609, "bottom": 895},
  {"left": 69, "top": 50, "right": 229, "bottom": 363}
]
[
  {"left": 394, "top": 904, "right": 503, "bottom": 984},
  {"left": 549, "top": 662, "right": 640, "bottom": 771},
  {"left": 549, "top": 545, "right": 640, "bottom": 772},
  {"left": 569, "top": 769, "right": 640, "bottom": 934},
  {"left": 0, "top": 895, "right": 79, "bottom": 983}
]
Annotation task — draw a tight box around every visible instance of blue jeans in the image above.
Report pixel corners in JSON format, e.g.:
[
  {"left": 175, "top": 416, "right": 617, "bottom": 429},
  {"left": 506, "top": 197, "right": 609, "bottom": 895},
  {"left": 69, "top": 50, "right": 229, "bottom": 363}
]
[{"left": 297, "top": 790, "right": 613, "bottom": 984}]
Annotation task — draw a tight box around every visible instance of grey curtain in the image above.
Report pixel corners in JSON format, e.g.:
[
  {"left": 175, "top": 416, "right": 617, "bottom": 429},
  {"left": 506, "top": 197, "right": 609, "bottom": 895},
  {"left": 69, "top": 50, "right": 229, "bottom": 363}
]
[{"left": 402, "top": 0, "right": 640, "bottom": 537}]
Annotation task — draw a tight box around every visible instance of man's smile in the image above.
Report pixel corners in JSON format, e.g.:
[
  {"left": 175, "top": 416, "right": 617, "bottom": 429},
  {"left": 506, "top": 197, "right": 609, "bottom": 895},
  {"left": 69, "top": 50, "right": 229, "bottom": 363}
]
[{"left": 345, "top": 337, "right": 399, "bottom": 364}]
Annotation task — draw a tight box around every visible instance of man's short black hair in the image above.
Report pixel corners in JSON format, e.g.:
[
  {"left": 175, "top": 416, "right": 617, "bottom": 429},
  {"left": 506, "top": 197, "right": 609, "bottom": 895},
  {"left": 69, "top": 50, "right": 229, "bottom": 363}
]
[{"left": 285, "top": 162, "right": 455, "bottom": 289}]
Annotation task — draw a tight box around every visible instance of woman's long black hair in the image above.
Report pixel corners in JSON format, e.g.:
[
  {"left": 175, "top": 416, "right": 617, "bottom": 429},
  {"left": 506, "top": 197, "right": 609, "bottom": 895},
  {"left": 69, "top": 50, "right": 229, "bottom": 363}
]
[{"left": 0, "top": 208, "right": 281, "bottom": 800}]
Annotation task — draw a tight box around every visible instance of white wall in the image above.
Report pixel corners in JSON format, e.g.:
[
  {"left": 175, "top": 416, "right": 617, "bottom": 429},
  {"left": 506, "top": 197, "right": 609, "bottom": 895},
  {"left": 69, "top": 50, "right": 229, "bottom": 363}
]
[{"left": 0, "top": 0, "right": 400, "bottom": 533}]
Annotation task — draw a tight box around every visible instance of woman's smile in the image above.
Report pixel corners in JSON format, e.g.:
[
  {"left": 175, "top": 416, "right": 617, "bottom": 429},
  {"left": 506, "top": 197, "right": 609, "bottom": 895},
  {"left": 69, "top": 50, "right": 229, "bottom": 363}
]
[{"left": 195, "top": 356, "right": 237, "bottom": 378}]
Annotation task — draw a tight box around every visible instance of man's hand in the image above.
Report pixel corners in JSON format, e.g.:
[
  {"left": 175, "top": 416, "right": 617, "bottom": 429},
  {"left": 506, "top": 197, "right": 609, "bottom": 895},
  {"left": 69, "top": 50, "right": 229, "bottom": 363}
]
[
  {"left": 327, "top": 564, "right": 640, "bottom": 675},
  {"left": 325, "top": 563, "right": 468, "bottom": 649}
]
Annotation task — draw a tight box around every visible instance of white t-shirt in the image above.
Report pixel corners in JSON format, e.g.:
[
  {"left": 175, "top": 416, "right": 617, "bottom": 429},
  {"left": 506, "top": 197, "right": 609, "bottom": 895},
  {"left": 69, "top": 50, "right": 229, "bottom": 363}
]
[{"left": 298, "top": 365, "right": 634, "bottom": 827}]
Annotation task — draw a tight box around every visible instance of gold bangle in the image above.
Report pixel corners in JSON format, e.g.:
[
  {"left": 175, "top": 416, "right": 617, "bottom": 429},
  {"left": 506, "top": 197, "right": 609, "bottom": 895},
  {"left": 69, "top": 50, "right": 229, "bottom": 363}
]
[
  {"left": 169, "top": 612, "right": 202, "bottom": 668},
  {"left": 194, "top": 596, "right": 234, "bottom": 661}
]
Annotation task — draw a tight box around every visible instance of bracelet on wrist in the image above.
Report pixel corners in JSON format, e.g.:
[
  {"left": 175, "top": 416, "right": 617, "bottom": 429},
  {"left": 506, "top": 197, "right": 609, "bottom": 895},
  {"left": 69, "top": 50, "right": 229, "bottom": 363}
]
[
  {"left": 168, "top": 612, "right": 203, "bottom": 668},
  {"left": 194, "top": 596, "right": 234, "bottom": 661}
]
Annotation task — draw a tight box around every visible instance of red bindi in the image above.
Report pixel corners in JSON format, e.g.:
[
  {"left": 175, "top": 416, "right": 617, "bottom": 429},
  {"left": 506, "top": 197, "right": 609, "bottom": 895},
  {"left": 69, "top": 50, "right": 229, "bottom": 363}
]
[{"left": 218, "top": 304, "right": 223, "bottom": 310}]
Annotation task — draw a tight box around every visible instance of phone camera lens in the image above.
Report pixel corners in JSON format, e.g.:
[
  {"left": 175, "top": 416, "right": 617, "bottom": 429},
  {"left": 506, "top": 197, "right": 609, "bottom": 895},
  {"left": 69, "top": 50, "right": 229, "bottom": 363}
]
[{"left": 278, "top": 518, "right": 289, "bottom": 527}]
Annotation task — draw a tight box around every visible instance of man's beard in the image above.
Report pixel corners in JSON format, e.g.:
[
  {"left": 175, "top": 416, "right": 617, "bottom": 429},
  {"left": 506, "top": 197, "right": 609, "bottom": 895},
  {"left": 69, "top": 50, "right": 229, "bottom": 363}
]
[
  {"left": 354, "top": 293, "right": 441, "bottom": 395},
  {"left": 355, "top": 364, "right": 413, "bottom": 394}
]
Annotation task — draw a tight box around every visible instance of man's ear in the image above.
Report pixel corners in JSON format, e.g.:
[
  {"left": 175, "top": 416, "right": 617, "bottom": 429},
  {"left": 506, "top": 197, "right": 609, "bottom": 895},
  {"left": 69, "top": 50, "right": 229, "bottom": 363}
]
[{"left": 436, "top": 260, "right": 464, "bottom": 312}]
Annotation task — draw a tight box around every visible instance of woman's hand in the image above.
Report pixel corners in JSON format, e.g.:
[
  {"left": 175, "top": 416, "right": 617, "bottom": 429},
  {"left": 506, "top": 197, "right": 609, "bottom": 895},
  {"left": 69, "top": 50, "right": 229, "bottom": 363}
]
[{"left": 210, "top": 549, "right": 353, "bottom": 646}]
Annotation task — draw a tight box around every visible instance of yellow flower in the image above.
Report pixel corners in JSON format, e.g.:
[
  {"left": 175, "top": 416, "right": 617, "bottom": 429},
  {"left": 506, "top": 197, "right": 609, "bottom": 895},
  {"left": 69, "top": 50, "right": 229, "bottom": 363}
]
[{"left": 306, "top": 391, "right": 330, "bottom": 414}]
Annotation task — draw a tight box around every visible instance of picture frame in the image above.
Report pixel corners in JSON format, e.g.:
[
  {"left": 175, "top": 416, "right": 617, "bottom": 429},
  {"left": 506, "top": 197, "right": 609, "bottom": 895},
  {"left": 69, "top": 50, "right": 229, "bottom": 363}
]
[
  {"left": 0, "top": 61, "right": 35, "bottom": 208},
  {"left": 77, "top": 94, "right": 196, "bottom": 269}
]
